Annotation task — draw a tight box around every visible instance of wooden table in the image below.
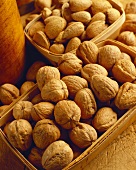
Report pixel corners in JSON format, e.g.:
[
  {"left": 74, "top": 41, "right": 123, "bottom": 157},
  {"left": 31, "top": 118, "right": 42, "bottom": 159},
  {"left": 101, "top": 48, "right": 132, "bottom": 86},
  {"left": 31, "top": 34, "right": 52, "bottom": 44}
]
[{"left": 1, "top": 0, "right": 136, "bottom": 169}]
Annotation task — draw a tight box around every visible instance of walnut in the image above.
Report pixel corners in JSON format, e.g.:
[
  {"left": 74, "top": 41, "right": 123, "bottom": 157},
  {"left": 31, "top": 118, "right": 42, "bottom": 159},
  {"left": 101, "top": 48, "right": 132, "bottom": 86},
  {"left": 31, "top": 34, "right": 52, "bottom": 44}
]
[
  {"left": 7, "top": 119, "right": 33, "bottom": 151},
  {"left": 106, "top": 8, "right": 120, "bottom": 24},
  {"left": 36, "top": 66, "right": 60, "bottom": 91},
  {"left": 31, "top": 93, "right": 43, "bottom": 104},
  {"left": 115, "top": 82, "right": 136, "bottom": 110},
  {"left": 120, "top": 52, "right": 132, "bottom": 61},
  {"left": 0, "top": 83, "right": 20, "bottom": 105},
  {"left": 90, "top": 75, "right": 119, "bottom": 102},
  {"left": 76, "top": 41, "right": 99, "bottom": 64},
  {"left": 125, "top": 2, "right": 136, "bottom": 14},
  {"left": 81, "top": 63, "right": 108, "bottom": 82},
  {"left": 62, "top": 75, "right": 88, "bottom": 99},
  {"left": 20, "top": 81, "right": 35, "bottom": 95},
  {"left": 112, "top": 59, "right": 136, "bottom": 83},
  {"left": 98, "top": 45, "right": 122, "bottom": 71},
  {"left": 41, "top": 79, "right": 69, "bottom": 103},
  {"left": 26, "top": 61, "right": 46, "bottom": 82},
  {"left": 33, "top": 119, "right": 61, "bottom": 149},
  {"left": 54, "top": 100, "right": 81, "bottom": 129},
  {"left": 58, "top": 53, "right": 83, "bottom": 75},
  {"left": 92, "top": 107, "right": 117, "bottom": 132},
  {"left": 74, "top": 88, "right": 97, "bottom": 119},
  {"left": 31, "top": 102, "right": 54, "bottom": 122},
  {"left": 69, "top": 122, "right": 97, "bottom": 148},
  {"left": 42, "top": 140, "right": 73, "bottom": 170},
  {"left": 13, "top": 101, "right": 33, "bottom": 121}
]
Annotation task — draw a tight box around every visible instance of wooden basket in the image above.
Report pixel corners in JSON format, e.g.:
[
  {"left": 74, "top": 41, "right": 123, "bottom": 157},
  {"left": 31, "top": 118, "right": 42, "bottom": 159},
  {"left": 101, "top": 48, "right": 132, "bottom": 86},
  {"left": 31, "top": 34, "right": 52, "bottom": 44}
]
[
  {"left": 1, "top": 39, "right": 136, "bottom": 170},
  {"left": 24, "top": 0, "right": 125, "bottom": 66}
]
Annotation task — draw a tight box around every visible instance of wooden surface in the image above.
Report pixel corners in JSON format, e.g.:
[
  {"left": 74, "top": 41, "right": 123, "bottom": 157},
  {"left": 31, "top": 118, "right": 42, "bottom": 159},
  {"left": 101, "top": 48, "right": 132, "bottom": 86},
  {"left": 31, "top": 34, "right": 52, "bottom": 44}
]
[{"left": 1, "top": 0, "right": 136, "bottom": 170}]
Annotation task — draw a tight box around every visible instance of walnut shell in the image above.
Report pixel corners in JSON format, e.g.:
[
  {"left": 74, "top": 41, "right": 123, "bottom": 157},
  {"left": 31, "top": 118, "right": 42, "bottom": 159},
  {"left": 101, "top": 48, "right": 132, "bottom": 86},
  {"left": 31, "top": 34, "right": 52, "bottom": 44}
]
[
  {"left": 33, "top": 119, "right": 61, "bottom": 149},
  {"left": 20, "top": 81, "right": 35, "bottom": 95},
  {"left": 36, "top": 66, "right": 60, "bottom": 91},
  {"left": 31, "top": 102, "right": 54, "bottom": 122},
  {"left": 115, "top": 82, "right": 136, "bottom": 110},
  {"left": 76, "top": 41, "right": 99, "bottom": 64},
  {"left": 112, "top": 59, "right": 136, "bottom": 83},
  {"left": 42, "top": 140, "right": 73, "bottom": 170},
  {"left": 13, "top": 101, "right": 33, "bottom": 121},
  {"left": 58, "top": 53, "right": 83, "bottom": 75},
  {"left": 69, "top": 122, "right": 97, "bottom": 148},
  {"left": 62, "top": 75, "right": 88, "bottom": 99},
  {"left": 74, "top": 88, "right": 97, "bottom": 119},
  {"left": 54, "top": 100, "right": 81, "bottom": 129},
  {"left": 92, "top": 107, "right": 117, "bottom": 132},
  {"left": 0, "top": 83, "right": 20, "bottom": 105},
  {"left": 81, "top": 63, "right": 108, "bottom": 82},
  {"left": 41, "top": 79, "right": 69, "bottom": 103},
  {"left": 90, "top": 75, "right": 119, "bottom": 102},
  {"left": 125, "top": 2, "right": 136, "bottom": 14},
  {"left": 7, "top": 119, "right": 33, "bottom": 151}
]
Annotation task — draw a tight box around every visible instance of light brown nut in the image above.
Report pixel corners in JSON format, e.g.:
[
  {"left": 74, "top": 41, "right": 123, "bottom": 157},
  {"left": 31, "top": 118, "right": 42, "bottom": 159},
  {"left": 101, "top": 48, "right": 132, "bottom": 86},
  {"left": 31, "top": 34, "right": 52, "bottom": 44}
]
[
  {"left": 13, "top": 101, "right": 33, "bottom": 121},
  {"left": 36, "top": 66, "right": 60, "bottom": 91},
  {"left": 69, "top": 122, "right": 97, "bottom": 148},
  {"left": 117, "top": 31, "right": 136, "bottom": 46},
  {"left": 125, "top": 2, "right": 136, "bottom": 14},
  {"left": 54, "top": 100, "right": 81, "bottom": 129},
  {"left": 65, "top": 37, "right": 81, "bottom": 53},
  {"left": 41, "top": 7, "right": 52, "bottom": 20},
  {"left": 91, "top": 0, "right": 112, "bottom": 15},
  {"left": 62, "top": 22, "right": 84, "bottom": 39},
  {"left": 28, "top": 21, "right": 45, "bottom": 38},
  {"left": 49, "top": 43, "right": 65, "bottom": 54},
  {"left": 58, "top": 53, "right": 83, "bottom": 75},
  {"left": 31, "top": 93, "right": 43, "bottom": 105},
  {"left": 61, "top": 2, "right": 73, "bottom": 22},
  {"left": 26, "top": 14, "right": 40, "bottom": 24},
  {"left": 81, "top": 63, "right": 108, "bottom": 82},
  {"left": 26, "top": 61, "right": 46, "bottom": 82},
  {"left": 54, "top": 31, "right": 67, "bottom": 43},
  {"left": 34, "top": 0, "right": 52, "bottom": 12},
  {"left": 86, "top": 20, "right": 108, "bottom": 39},
  {"left": 41, "top": 79, "right": 69, "bottom": 103},
  {"left": 69, "top": 0, "right": 92, "bottom": 12},
  {"left": 20, "top": 81, "right": 35, "bottom": 95},
  {"left": 106, "top": 8, "right": 120, "bottom": 24},
  {"left": 115, "top": 82, "right": 136, "bottom": 110},
  {"left": 0, "top": 83, "right": 19, "bottom": 105},
  {"left": 28, "top": 147, "right": 44, "bottom": 169},
  {"left": 91, "top": 12, "right": 106, "bottom": 23},
  {"left": 62, "top": 75, "right": 88, "bottom": 99},
  {"left": 112, "top": 59, "right": 136, "bottom": 83},
  {"left": 92, "top": 107, "right": 117, "bottom": 132},
  {"left": 31, "top": 102, "right": 54, "bottom": 122},
  {"left": 7, "top": 119, "right": 32, "bottom": 151},
  {"left": 74, "top": 88, "right": 97, "bottom": 119},
  {"left": 52, "top": 8, "right": 61, "bottom": 16},
  {"left": 98, "top": 45, "right": 121, "bottom": 71},
  {"left": 125, "top": 14, "right": 136, "bottom": 21},
  {"left": 45, "top": 17, "right": 67, "bottom": 39},
  {"left": 121, "top": 20, "right": 136, "bottom": 33},
  {"left": 33, "top": 31, "right": 50, "bottom": 49},
  {"left": 76, "top": 41, "right": 99, "bottom": 64},
  {"left": 120, "top": 52, "right": 132, "bottom": 61},
  {"left": 80, "top": 30, "right": 88, "bottom": 41},
  {"left": 90, "top": 75, "right": 119, "bottom": 102},
  {"left": 33, "top": 119, "right": 61, "bottom": 149},
  {"left": 71, "top": 11, "right": 91, "bottom": 23},
  {"left": 42, "top": 140, "right": 73, "bottom": 170},
  {"left": 0, "top": 105, "right": 9, "bottom": 118}
]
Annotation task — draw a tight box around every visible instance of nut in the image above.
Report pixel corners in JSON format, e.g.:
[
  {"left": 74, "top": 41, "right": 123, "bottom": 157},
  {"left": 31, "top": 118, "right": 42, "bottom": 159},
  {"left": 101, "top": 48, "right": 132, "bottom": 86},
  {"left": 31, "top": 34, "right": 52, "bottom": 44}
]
[
  {"left": 65, "top": 37, "right": 81, "bottom": 53},
  {"left": 90, "top": 75, "right": 119, "bottom": 102},
  {"left": 74, "top": 88, "right": 97, "bottom": 119},
  {"left": 36, "top": 66, "right": 60, "bottom": 91},
  {"left": 58, "top": 53, "right": 83, "bottom": 75},
  {"left": 42, "top": 140, "right": 73, "bottom": 170},
  {"left": 33, "top": 119, "right": 61, "bottom": 149},
  {"left": 7, "top": 119, "right": 32, "bottom": 151},
  {"left": 76, "top": 40, "right": 99, "bottom": 64},
  {"left": 71, "top": 11, "right": 91, "bottom": 23},
  {"left": 112, "top": 59, "right": 136, "bottom": 83},
  {"left": 92, "top": 107, "right": 117, "bottom": 132},
  {"left": 50, "top": 43, "right": 65, "bottom": 54},
  {"left": 13, "top": 101, "right": 33, "bottom": 121},
  {"left": 0, "top": 83, "right": 20, "bottom": 105},
  {"left": 41, "top": 79, "right": 69, "bottom": 103},
  {"left": 91, "top": 12, "right": 106, "bottom": 23},
  {"left": 120, "top": 52, "right": 132, "bottom": 61},
  {"left": 115, "top": 82, "right": 136, "bottom": 110},
  {"left": 69, "top": 122, "right": 97, "bottom": 148},
  {"left": 62, "top": 75, "right": 88, "bottom": 99},
  {"left": 54, "top": 100, "right": 81, "bottom": 129},
  {"left": 125, "top": 2, "right": 136, "bottom": 14},
  {"left": 106, "top": 8, "right": 120, "bottom": 24},
  {"left": 0, "top": 105, "right": 9, "bottom": 118},
  {"left": 31, "top": 102, "right": 54, "bottom": 122},
  {"left": 20, "top": 81, "right": 35, "bottom": 95},
  {"left": 31, "top": 93, "right": 43, "bottom": 104}
]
